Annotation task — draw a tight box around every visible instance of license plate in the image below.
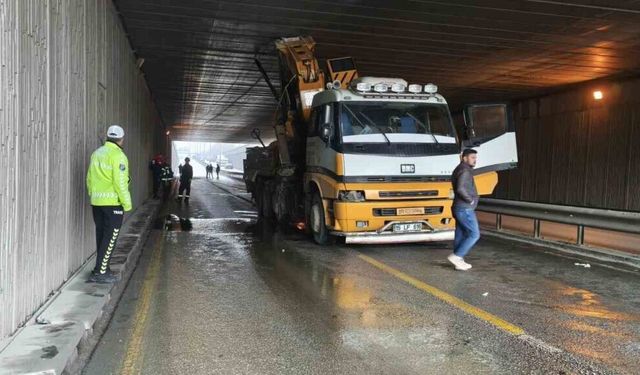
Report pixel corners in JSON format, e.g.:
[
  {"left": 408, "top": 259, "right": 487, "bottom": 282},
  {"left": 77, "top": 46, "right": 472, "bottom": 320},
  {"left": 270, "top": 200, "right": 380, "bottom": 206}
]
[
  {"left": 393, "top": 223, "right": 422, "bottom": 233},
  {"left": 397, "top": 207, "right": 424, "bottom": 216}
]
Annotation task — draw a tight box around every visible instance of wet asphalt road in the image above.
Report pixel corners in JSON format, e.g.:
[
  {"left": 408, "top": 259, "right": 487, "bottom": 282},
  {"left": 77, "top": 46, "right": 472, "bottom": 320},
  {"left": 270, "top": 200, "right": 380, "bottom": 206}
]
[{"left": 84, "top": 178, "right": 640, "bottom": 375}]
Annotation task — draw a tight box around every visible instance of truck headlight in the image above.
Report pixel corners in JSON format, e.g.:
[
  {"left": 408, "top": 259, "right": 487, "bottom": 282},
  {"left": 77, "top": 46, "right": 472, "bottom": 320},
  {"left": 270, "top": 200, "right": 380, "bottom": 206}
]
[
  {"left": 448, "top": 189, "right": 455, "bottom": 199},
  {"left": 338, "top": 190, "right": 365, "bottom": 202}
]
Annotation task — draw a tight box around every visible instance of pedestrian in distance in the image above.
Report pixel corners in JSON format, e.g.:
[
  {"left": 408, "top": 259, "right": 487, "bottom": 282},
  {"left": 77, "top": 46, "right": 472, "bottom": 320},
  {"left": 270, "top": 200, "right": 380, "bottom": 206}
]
[
  {"left": 86, "top": 125, "right": 132, "bottom": 283},
  {"left": 206, "top": 164, "right": 213, "bottom": 179},
  {"left": 448, "top": 148, "right": 480, "bottom": 271},
  {"left": 215, "top": 163, "right": 221, "bottom": 179},
  {"left": 177, "top": 157, "right": 193, "bottom": 203}
]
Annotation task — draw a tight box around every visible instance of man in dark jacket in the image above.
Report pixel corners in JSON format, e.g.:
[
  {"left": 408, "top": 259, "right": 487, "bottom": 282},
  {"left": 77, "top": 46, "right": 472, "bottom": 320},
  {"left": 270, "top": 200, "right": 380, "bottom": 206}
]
[
  {"left": 448, "top": 149, "right": 480, "bottom": 271},
  {"left": 160, "top": 162, "right": 174, "bottom": 199},
  {"left": 177, "top": 157, "right": 193, "bottom": 203},
  {"left": 149, "top": 154, "right": 164, "bottom": 199}
]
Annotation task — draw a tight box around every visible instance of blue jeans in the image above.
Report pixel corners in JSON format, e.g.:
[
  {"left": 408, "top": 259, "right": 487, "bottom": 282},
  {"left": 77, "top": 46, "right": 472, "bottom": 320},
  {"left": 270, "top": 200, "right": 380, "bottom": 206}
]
[{"left": 452, "top": 208, "right": 480, "bottom": 258}]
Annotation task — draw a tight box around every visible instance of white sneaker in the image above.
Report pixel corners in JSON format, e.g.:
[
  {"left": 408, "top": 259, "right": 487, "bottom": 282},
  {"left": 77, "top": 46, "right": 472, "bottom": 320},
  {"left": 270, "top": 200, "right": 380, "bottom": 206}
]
[
  {"left": 460, "top": 259, "right": 472, "bottom": 270},
  {"left": 447, "top": 254, "right": 472, "bottom": 271}
]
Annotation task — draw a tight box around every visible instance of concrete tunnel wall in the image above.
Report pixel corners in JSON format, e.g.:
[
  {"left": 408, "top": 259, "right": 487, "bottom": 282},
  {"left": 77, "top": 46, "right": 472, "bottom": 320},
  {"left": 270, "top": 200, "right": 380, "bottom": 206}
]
[{"left": 0, "top": 0, "right": 163, "bottom": 342}]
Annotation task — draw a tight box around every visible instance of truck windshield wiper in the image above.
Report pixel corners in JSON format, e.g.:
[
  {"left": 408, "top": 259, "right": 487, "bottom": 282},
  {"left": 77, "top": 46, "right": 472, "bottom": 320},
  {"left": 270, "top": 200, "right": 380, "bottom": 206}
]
[
  {"left": 359, "top": 112, "right": 391, "bottom": 146},
  {"left": 405, "top": 112, "right": 439, "bottom": 145}
]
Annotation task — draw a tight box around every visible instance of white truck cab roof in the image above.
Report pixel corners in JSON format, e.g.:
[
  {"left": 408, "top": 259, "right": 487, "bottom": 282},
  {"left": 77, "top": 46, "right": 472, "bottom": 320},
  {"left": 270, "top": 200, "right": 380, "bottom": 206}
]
[{"left": 311, "top": 77, "right": 447, "bottom": 108}]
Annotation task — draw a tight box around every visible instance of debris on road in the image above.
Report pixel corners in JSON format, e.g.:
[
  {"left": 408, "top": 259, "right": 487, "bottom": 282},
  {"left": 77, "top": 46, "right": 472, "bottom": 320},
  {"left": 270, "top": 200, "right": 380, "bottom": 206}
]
[{"left": 574, "top": 263, "right": 591, "bottom": 268}]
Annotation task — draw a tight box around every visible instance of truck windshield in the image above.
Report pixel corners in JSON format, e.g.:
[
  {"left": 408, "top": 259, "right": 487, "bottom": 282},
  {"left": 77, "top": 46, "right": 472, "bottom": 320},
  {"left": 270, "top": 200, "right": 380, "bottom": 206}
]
[{"left": 340, "top": 102, "right": 456, "bottom": 144}]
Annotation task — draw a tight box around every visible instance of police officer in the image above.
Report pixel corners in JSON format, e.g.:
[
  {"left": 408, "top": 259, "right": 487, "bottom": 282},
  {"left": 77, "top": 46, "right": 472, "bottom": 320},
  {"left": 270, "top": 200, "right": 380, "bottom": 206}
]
[
  {"left": 177, "top": 157, "right": 193, "bottom": 202},
  {"left": 86, "top": 125, "right": 132, "bottom": 283}
]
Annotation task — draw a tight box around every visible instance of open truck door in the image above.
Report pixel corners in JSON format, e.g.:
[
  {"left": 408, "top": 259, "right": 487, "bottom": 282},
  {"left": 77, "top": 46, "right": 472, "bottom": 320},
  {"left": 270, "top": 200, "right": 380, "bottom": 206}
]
[
  {"left": 463, "top": 103, "right": 518, "bottom": 172},
  {"left": 462, "top": 103, "right": 518, "bottom": 194}
]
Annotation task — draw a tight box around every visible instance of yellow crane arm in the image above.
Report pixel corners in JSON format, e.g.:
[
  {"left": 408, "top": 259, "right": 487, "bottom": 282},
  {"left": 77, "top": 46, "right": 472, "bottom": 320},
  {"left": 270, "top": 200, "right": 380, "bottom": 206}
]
[{"left": 275, "top": 36, "right": 325, "bottom": 123}]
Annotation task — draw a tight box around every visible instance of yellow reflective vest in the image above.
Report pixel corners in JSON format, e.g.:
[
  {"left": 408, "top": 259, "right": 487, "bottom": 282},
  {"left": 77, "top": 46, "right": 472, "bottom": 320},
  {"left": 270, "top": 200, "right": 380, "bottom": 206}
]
[{"left": 86, "top": 141, "right": 132, "bottom": 211}]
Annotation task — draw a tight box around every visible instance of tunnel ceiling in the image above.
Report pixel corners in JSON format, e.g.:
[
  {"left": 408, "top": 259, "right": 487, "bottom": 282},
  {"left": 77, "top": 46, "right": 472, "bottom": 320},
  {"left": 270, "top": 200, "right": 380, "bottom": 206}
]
[{"left": 115, "top": 0, "right": 640, "bottom": 143}]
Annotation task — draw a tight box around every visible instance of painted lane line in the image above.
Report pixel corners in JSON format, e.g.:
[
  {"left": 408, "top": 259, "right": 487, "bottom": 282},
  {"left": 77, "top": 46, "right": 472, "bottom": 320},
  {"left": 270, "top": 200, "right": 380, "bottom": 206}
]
[
  {"left": 357, "top": 253, "right": 524, "bottom": 335},
  {"left": 120, "top": 235, "right": 164, "bottom": 375},
  {"left": 357, "top": 254, "right": 565, "bottom": 355}
]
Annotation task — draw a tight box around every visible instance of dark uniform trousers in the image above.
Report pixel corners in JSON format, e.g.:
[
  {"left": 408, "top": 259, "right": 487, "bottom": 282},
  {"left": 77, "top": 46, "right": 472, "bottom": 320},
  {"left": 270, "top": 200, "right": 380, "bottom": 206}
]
[
  {"left": 92, "top": 205, "right": 124, "bottom": 274},
  {"left": 178, "top": 179, "right": 191, "bottom": 198}
]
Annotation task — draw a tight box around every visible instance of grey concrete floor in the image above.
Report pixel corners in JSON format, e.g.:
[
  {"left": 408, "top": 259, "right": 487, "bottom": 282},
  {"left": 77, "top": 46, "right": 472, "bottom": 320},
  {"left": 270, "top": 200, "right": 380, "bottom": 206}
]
[{"left": 84, "top": 178, "right": 640, "bottom": 375}]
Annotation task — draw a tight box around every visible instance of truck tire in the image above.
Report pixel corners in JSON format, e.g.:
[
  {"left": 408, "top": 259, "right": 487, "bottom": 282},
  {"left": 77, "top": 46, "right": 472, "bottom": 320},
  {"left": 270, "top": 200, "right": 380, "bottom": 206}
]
[{"left": 310, "top": 191, "right": 331, "bottom": 245}]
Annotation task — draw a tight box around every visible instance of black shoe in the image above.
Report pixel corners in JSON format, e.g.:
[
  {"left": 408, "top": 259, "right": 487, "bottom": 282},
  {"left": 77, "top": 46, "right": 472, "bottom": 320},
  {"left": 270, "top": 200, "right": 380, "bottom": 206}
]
[
  {"left": 88, "top": 270, "right": 118, "bottom": 284},
  {"left": 91, "top": 268, "right": 112, "bottom": 275}
]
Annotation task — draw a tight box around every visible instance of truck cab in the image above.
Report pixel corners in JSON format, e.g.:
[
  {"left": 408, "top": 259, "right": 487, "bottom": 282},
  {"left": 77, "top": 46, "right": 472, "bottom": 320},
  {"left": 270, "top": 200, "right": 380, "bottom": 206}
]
[{"left": 304, "top": 77, "right": 517, "bottom": 244}]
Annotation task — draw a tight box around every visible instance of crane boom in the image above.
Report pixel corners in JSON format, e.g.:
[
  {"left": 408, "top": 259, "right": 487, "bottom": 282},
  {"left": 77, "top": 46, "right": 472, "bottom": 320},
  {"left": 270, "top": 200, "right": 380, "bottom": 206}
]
[{"left": 275, "top": 36, "right": 325, "bottom": 123}]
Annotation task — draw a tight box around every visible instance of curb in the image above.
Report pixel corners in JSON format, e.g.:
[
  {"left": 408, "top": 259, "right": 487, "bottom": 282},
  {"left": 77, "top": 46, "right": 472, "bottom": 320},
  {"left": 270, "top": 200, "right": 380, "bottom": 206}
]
[{"left": 0, "top": 200, "right": 161, "bottom": 375}]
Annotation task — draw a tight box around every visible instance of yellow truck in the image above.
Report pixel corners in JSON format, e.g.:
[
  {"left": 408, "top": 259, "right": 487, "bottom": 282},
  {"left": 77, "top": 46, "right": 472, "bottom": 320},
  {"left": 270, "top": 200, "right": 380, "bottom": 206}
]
[{"left": 244, "top": 36, "right": 517, "bottom": 244}]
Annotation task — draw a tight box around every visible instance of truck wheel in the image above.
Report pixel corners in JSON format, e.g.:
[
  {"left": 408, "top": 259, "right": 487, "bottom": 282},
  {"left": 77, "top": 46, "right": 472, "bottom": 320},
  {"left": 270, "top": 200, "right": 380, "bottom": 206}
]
[{"left": 310, "top": 191, "right": 331, "bottom": 245}]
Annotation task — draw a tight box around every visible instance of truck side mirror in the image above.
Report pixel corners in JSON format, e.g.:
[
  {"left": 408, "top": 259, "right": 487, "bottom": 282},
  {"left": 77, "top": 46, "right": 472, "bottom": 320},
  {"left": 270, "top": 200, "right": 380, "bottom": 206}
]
[
  {"left": 465, "top": 123, "right": 476, "bottom": 140},
  {"left": 462, "top": 111, "right": 475, "bottom": 140},
  {"left": 320, "top": 123, "right": 332, "bottom": 143}
]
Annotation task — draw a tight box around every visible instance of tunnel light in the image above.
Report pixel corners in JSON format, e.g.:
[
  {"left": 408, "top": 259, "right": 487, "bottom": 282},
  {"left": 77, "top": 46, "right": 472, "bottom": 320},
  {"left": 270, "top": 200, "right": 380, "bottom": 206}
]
[
  {"left": 391, "top": 83, "right": 406, "bottom": 93},
  {"left": 356, "top": 82, "right": 372, "bottom": 92},
  {"left": 408, "top": 84, "right": 422, "bottom": 93},
  {"left": 373, "top": 83, "right": 389, "bottom": 93},
  {"left": 424, "top": 83, "right": 438, "bottom": 94},
  {"left": 165, "top": 130, "right": 170, "bottom": 136},
  {"left": 593, "top": 90, "right": 603, "bottom": 100}
]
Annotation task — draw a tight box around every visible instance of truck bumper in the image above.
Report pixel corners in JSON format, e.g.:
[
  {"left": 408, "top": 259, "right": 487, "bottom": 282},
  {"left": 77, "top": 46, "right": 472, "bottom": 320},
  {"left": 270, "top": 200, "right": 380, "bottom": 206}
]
[{"left": 331, "top": 227, "right": 455, "bottom": 245}]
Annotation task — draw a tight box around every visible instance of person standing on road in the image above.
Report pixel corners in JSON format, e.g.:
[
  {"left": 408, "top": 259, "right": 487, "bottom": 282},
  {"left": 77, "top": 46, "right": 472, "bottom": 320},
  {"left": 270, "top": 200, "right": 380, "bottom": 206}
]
[
  {"left": 448, "top": 149, "right": 480, "bottom": 271},
  {"left": 177, "top": 157, "right": 193, "bottom": 203},
  {"left": 215, "top": 163, "right": 221, "bottom": 180},
  {"left": 160, "top": 162, "right": 175, "bottom": 199},
  {"left": 86, "top": 125, "right": 132, "bottom": 283},
  {"left": 149, "top": 154, "right": 164, "bottom": 199}
]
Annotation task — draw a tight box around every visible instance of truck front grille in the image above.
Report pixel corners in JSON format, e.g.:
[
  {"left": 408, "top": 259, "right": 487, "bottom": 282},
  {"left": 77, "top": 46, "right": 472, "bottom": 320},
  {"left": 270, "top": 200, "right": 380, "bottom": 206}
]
[
  {"left": 379, "top": 190, "right": 438, "bottom": 198},
  {"left": 373, "top": 206, "right": 444, "bottom": 216}
]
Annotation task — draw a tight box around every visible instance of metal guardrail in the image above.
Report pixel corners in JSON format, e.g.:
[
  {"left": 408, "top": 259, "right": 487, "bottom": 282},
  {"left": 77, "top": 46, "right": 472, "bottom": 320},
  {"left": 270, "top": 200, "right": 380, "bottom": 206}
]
[
  {"left": 220, "top": 169, "right": 244, "bottom": 181},
  {"left": 478, "top": 198, "right": 640, "bottom": 237}
]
